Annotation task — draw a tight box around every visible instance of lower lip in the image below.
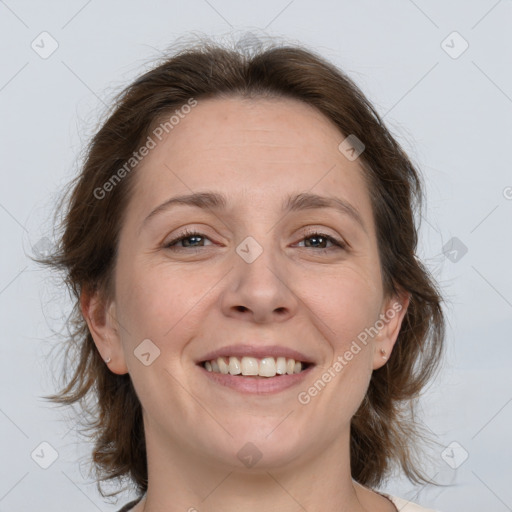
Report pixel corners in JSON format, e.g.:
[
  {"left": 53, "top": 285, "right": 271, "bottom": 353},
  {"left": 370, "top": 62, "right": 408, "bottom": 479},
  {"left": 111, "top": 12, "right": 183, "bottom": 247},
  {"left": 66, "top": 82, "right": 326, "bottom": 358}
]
[{"left": 197, "top": 364, "right": 314, "bottom": 394}]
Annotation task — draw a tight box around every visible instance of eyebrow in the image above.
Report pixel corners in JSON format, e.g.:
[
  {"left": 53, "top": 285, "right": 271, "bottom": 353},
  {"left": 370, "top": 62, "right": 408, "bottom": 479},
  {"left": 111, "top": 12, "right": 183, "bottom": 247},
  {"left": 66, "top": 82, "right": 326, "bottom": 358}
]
[{"left": 140, "top": 191, "right": 367, "bottom": 234}]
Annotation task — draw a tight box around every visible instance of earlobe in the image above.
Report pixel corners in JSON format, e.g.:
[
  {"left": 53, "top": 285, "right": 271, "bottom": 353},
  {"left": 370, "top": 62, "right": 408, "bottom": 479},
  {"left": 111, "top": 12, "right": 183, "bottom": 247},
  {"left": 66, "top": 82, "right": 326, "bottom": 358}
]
[{"left": 79, "top": 288, "right": 128, "bottom": 375}]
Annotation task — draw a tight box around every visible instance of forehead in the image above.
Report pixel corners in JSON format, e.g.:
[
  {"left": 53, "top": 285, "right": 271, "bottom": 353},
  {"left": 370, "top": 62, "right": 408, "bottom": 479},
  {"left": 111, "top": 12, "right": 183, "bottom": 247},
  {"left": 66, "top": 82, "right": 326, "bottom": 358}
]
[
  {"left": 128, "top": 96, "right": 374, "bottom": 231},
  {"left": 150, "top": 95, "right": 346, "bottom": 165}
]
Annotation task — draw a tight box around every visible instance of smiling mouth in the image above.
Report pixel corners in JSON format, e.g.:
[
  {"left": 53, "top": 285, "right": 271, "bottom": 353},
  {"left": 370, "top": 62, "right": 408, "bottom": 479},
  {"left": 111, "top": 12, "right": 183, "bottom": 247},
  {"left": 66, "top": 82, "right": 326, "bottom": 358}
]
[{"left": 200, "top": 356, "right": 312, "bottom": 378}]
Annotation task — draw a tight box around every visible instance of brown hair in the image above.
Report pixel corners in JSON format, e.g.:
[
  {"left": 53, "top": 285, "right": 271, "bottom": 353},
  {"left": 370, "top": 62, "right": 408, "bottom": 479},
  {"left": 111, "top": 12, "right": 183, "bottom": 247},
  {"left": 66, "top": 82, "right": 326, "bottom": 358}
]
[{"left": 35, "top": 36, "right": 445, "bottom": 498}]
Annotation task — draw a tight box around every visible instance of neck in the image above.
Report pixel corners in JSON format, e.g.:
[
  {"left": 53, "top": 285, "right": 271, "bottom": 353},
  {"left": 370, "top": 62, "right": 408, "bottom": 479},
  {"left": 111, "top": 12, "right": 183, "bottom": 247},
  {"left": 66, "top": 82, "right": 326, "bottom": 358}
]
[{"left": 138, "top": 419, "right": 369, "bottom": 512}]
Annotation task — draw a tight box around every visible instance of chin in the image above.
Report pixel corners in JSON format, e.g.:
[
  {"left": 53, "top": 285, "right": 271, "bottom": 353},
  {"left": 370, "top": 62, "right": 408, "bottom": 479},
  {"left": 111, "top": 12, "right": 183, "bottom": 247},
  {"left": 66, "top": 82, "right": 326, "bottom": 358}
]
[{"left": 207, "top": 427, "right": 306, "bottom": 471}]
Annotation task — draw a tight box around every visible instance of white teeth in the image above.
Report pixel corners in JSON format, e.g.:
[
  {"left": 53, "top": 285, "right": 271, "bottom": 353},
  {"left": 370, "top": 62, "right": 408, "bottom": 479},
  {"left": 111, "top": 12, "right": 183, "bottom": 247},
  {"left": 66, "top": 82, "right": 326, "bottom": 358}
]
[
  {"left": 241, "top": 356, "right": 259, "bottom": 376},
  {"left": 228, "top": 356, "right": 241, "bottom": 375},
  {"left": 259, "top": 357, "right": 276, "bottom": 377},
  {"left": 203, "top": 356, "right": 308, "bottom": 377},
  {"left": 276, "top": 356, "right": 287, "bottom": 375},
  {"left": 217, "top": 357, "right": 229, "bottom": 374}
]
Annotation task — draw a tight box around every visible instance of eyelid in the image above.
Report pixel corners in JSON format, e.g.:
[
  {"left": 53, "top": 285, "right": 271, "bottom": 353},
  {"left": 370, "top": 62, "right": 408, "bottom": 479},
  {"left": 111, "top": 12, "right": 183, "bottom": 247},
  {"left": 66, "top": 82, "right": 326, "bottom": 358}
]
[
  {"left": 163, "top": 226, "right": 348, "bottom": 252},
  {"left": 163, "top": 228, "right": 215, "bottom": 249},
  {"left": 296, "top": 228, "right": 347, "bottom": 250}
]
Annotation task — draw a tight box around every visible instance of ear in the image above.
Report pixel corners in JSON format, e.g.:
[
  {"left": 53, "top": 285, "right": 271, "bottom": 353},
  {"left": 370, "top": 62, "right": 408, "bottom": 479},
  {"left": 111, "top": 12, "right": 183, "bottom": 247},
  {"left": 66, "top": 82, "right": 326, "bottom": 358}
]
[
  {"left": 372, "top": 289, "right": 410, "bottom": 370},
  {"left": 80, "top": 286, "right": 128, "bottom": 375}
]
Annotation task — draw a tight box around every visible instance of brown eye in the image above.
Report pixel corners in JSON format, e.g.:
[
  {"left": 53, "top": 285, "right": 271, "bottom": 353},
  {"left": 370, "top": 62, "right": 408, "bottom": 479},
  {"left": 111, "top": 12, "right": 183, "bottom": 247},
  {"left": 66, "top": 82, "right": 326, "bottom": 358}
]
[{"left": 297, "top": 231, "right": 346, "bottom": 252}]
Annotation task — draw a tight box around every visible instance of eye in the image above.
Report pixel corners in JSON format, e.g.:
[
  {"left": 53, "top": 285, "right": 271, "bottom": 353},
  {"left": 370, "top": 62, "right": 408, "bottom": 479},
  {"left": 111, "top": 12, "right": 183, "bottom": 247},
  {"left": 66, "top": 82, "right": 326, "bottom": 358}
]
[
  {"left": 163, "top": 229, "right": 346, "bottom": 252},
  {"left": 163, "top": 229, "right": 214, "bottom": 250},
  {"left": 295, "top": 231, "right": 346, "bottom": 253}
]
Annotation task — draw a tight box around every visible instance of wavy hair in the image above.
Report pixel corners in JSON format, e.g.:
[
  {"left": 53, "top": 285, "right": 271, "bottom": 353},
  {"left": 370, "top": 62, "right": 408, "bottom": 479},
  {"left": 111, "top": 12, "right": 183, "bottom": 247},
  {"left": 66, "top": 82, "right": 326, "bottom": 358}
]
[{"left": 35, "top": 36, "right": 445, "bottom": 498}]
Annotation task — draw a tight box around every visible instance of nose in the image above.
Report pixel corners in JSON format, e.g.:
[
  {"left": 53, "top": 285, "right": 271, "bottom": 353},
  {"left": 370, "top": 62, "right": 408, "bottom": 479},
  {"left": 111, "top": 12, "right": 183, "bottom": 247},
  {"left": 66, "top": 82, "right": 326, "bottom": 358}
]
[{"left": 220, "top": 239, "right": 299, "bottom": 324}]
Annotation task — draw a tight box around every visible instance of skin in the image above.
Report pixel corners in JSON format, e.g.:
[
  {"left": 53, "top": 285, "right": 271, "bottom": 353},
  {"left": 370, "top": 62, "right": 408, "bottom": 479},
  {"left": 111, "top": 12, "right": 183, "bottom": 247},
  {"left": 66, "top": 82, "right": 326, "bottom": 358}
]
[{"left": 82, "top": 96, "right": 409, "bottom": 512}]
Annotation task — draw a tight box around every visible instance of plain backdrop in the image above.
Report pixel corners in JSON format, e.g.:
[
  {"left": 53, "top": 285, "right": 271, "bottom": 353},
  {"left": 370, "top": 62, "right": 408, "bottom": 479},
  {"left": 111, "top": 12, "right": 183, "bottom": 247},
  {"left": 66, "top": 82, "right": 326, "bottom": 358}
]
[{"left": 1, "top": 1, "right": 511, "bottom": 511}]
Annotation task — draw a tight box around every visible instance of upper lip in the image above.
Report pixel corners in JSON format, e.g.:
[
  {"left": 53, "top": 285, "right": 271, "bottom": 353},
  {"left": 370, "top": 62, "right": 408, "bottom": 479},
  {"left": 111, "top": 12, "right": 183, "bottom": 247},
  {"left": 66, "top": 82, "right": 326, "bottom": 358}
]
[{"left": 197, "top": 344, "right": 316, "bottom": 364}]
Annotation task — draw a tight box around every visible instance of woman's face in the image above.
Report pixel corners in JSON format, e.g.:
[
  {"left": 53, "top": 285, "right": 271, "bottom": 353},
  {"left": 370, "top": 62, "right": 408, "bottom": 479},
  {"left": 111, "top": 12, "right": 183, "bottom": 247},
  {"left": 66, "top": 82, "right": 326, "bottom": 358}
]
[{"left": 90, "top": 96, "right": 408, "bottom": 470}]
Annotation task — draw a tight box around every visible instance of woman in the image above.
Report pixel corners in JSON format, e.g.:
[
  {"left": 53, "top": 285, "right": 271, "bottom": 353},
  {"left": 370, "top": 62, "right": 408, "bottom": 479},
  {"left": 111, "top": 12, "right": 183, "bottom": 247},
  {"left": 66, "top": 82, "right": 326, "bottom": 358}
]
[{"left": 39, "top": 38, "right": 445, "bottom": 511}]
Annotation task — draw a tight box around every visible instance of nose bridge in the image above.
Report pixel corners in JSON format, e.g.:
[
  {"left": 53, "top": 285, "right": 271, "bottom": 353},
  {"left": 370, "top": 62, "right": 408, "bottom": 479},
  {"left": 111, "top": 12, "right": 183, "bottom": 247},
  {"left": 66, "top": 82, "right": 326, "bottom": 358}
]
[
  {"left": 235, "top": 232, "right": 284, "bottom": 292},
  {"left": 221, "top": 231, "right": 297, "bottom": 322}
]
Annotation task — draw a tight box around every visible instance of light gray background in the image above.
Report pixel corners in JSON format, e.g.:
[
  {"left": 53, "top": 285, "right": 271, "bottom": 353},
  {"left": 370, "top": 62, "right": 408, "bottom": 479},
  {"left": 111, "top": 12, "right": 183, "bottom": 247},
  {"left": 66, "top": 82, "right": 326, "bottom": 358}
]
[{"left": 1, "top": 1, "right": 511, "bottom": 511}]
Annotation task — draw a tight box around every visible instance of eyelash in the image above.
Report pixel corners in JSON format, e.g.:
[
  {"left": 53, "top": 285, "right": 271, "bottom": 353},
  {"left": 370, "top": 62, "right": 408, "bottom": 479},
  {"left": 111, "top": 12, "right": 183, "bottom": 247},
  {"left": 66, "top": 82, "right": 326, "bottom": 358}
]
[{"left": 163, "top": 228, "right": 346, "bottom": 253}]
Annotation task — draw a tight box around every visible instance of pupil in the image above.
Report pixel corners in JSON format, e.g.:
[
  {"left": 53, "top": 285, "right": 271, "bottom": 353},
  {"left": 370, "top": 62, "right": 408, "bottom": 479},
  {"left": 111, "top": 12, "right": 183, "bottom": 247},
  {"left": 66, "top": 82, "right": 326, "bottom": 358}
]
[
  {"left": 308, "top": 236, "right": 325, "bottom": 248},
  {"left": 184, "top": 235, "right": 202, "bottom": 247}
]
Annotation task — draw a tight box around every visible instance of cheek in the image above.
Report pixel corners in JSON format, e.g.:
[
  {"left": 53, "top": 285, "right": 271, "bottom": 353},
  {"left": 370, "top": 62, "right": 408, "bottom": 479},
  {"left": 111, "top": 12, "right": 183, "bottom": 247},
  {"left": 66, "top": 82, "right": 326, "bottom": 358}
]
[
  {"left": 115, "top": 257, "right": 217, "bottom": 344},
  {"left": 302, "top": 264, "right": 383, "bottom": 345},
  {"left": 114, "top": 261, "right": 171, "bottom": 339}
]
